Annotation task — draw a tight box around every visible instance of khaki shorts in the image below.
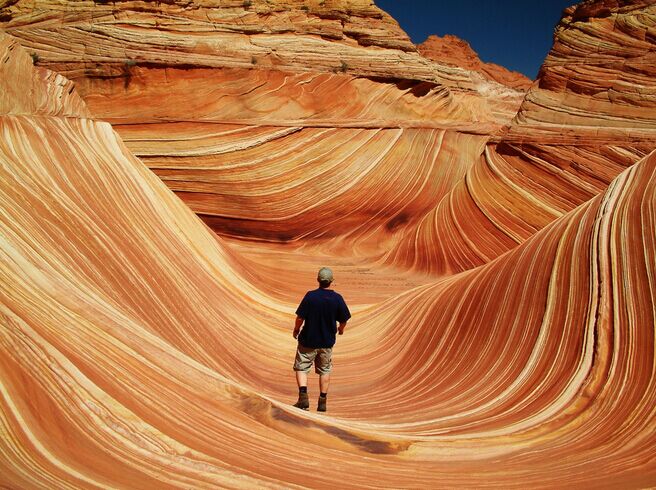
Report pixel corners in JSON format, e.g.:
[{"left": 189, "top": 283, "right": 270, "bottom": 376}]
[{"left": 293, "top": 344, "right": 333, "bottom": 375}]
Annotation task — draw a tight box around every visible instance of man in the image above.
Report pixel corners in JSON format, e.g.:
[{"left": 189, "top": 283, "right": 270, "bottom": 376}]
[{"left": 292, "top": 267, "right": 351, "bottom": 412}]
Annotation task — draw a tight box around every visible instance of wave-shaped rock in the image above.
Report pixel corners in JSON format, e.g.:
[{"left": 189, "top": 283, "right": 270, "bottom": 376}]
[
  {"left": 390, "top": 1, "right": 656, "bottom": 275},
  {"left": 0, "top": 35, "right": 89, "bottom": 117},
  {"left": 0, "top": 0, "right": 529, "bottom": 247},
  {"left": 1, "top": 0, "right": 656, "bottom": 487}
]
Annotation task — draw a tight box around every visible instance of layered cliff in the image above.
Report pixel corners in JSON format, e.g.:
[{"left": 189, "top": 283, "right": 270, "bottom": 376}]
[
  {"left": 510, "top": 0, "right": 656, "bottom": 141},
  {"left": 0, "top": 0, "right": 529, "bottom": 126},
  {"left": 0, "top": 0, "right": 518, "bottom": 99},
  {"left": 418, "top": 34, "right": 533, "bottom": 90}
]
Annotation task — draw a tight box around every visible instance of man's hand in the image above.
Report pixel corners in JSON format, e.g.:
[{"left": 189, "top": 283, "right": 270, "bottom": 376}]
[
  {"left": 293, "top": 316, "right": 304, "bottom": 339},
  {"left": 338, "top": 321, "right": 347, "bottom": 335}
]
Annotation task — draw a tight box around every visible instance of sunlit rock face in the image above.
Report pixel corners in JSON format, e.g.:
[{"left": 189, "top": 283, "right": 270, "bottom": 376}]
[
  {"left": 0, "top": 0, "right": 526, "bottom": 246},
  {"left": 0, "top": 0, "right": 518, "bottom": 99},
  {"left": 511, "top": 0, "right": 656, "bottom": 139},
  {"left": 389, "top": 0, "right": 656, "bottom": 275},
  {"left": 418, "top": 34, "right": 533, "bottom": 91},
  {"left": 0, "top": 35, "right": 89, "bottom": 118},
  {"left": 1, "top": 0, "right": 656, "bottom": 488}
]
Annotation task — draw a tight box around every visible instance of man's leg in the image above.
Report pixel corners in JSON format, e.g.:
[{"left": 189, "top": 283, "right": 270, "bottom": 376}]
[
  {"left": 317, "top": 374, "right": 330, "bottom": 412},
  {"left": 293, "top": 369, "right": 310, "bottom": 410},
  {"left": 319, "top": 373, "right": 330, "bottom": 393},
  {"left": 296, "top": 370, "right": 308, "bottom": 389},
  {"left": 293, "top": 346, "right": 314, "bottom": 410},
  {"left": 316, "top": 348, "right": 332, "bottom": 412}
]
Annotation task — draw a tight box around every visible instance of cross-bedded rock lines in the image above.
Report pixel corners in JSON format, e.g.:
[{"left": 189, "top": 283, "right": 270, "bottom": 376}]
[{"left": 1, "top": 1, "right": 656, "bottom": 487}]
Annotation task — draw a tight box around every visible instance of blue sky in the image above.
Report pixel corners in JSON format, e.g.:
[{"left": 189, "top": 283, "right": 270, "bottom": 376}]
[{"left": 374, "top": 0, "right": 575, "bottom": 79}]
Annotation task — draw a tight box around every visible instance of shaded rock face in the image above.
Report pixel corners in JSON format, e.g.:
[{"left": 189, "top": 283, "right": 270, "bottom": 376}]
[
  {"left": 1, "top": 1, "right": 656, "bottom": 488},
  {"left": 418, "top": 34, "right": 534, "bottom": 90}
]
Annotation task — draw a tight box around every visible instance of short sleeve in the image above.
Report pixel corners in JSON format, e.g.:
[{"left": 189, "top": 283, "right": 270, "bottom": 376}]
[
  {"left": 295, "top": 293, "right": 309, "bottom": 318},
  {"left": 337, "top": 296, "right": 351, "bottom": 323}
]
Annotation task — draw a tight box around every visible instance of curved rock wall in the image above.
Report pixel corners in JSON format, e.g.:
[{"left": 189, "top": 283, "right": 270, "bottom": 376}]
[
  {"left": 2, "top": 37, "right": 655, "bottom": 484},
  {"left": 1, "top": 0, "right": 656, "bottom": 487},
  {"left": 0, "top": 0, "right": 528, "bottom": 255},
  {"left": 512, "top": 1, "right": 656, "bottom": 138},
  {"left": 390, "top": 1, "right": 656, "bottom": 275}
]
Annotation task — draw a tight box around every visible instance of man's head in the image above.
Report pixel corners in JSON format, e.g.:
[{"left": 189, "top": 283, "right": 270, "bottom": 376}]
[{"left": 317, "top": 267, "right": 333, "bottom": 288}]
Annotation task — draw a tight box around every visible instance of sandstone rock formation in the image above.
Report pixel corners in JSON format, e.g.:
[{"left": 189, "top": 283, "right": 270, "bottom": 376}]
[
  {"left": 0, "top": 0, "right": 527, "bottom": 247},
  {"left": 390, "top": 0, "right": 656, "bottom": 275},
  {"left": 510, "top": 0, "right": 656, "bottom": 140},
  {"left": 0, "top": 0, "right": 507, "bottom": 92},
  {"left": 1, "top": 0, "right": 656, "bottom": 488},
  {"left": 418, "top": 34, "right": 533, "bottom": 90}
]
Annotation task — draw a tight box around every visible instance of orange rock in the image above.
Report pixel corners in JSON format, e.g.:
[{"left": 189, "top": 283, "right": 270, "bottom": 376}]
[
  {"left": 0, "top": 0, "right": 529, "bottom": 244},
  {"left": 0, "top": 0, "right": 523, "bottom": 118},
  {"left": 1, "top": 0, "right": 656, "bottom": 487},
  {"left": 418, "top": 34, "right": 533, "bottom": 91},
  {"left": 511, "top": 1, "right": 656, "bottom": 138},
  {"left": 394, "top": 1, "right": 656, "bottom": 275}
]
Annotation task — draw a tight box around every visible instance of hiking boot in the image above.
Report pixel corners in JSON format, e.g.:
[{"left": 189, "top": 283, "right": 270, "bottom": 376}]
[
  {"left": 317, "top": 396, "right": 327, "bottom": 412},
  {"left": 293, "top": 392, "right": 309, "bottom": 410}
]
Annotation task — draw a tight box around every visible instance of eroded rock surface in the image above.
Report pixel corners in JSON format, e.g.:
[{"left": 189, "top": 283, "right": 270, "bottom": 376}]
[
  {"left": 1, "top": 0, "right": 508, "bottom": 94},
  {"left": 418, "top": 34, "right": 533, "bottom": 90},
  {"left": 1, "top": 0, "right": 656, "bottom": 487},
  {"left": 390, "top": 0, "right": 656, "bottom": 275},
  {"left": 0, "top": 0, "right": 529, "bottom": 244},
  {"left": 511, "top": 0, "right": 656, "bottom": 140}
]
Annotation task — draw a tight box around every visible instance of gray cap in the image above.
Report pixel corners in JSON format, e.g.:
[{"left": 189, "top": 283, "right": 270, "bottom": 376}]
[{"left": 317, "top": 267, "right": 334, "bottom": 282}]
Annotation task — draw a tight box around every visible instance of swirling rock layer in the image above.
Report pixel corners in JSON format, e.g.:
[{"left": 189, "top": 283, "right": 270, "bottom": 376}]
[
  {"left": 0, "top": 0, "right": 529, "bottom": 250},
  {"left": 511, "top": 1, "right": 656, "bottom": 140},
  {"left": 0, "top": 0, "right": 521, "bottom": 96},
  {"left": 2, "top": 0, "right": 656, "bottom": 488}
]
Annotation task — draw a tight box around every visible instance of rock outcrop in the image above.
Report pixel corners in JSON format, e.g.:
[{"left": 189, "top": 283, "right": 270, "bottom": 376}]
[
  {"left": 0, "top": 0, "right": 528, "bottom": 244},
  {"left": 389, "top": 0, "right": 656, "bottom": 275},
  {"left": 1, "top": 0, "right": 656, "bottom": 487},
  {"left": 0, "top": 0, "right": 510, "bottom": 95},
  {"left": 510, "top": 0, "right": 656, "bottom": 141},
  {"left": 0, "top": 35, "right": 89, "bottom": 117},
  {"left": 418, "top": 34, "right": 533, "bottom": 90}
]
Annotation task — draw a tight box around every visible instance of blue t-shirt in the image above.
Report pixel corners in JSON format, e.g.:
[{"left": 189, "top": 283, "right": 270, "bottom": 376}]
[{"left": 296, "top": 288, "right": 351, "bottom": 348}]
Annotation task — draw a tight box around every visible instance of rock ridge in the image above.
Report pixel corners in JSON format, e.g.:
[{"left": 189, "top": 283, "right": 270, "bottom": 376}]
[{"left": 418, "top": 34, "right": 533, "bottom": 91}]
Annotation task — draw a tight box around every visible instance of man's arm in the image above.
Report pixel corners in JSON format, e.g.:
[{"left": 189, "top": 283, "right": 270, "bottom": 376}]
[
  {"left": 338, "top": 321, "right": 347, "bottom": 335},
  {"left": 293, "top": 316, "right": 304, "bottom": 339}
]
